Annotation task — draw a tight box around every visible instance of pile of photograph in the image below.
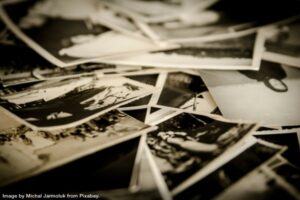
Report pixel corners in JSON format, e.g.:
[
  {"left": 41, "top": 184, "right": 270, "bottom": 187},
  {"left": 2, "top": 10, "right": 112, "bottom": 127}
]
[{"left": 0, "top": 0, "right": 300, "bottom": 199}]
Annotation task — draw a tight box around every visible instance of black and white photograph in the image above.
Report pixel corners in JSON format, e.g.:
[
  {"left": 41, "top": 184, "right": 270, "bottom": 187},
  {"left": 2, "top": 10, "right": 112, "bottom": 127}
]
[
  {"left": 146, "top": 110, "right": 257, "bottom": 193},
  {"left": 152, "top": 71, "right": 219, "bottom": 115},
  {"left": 0, "top": 0, "right": 163, "bottom": 67},
  {"left": 0, "top": 76, "right": 156, "bottom": 130},
  {"left": 199, "top": 60, "right": 300, "bottom": 126},
  {"left": 174, "top": 138, "right": 285, "bottom": 199},
  {"left": 263, "top": 17, "right": 300, "bottom": 68},
  {"left": 103, "top": 31, "right": 264, "bottom": 70},
  {"left": 214, "top": 165, "right": 298, "bottom": 200},
  {"left": 137, "top": 0, "right": 300, "bottom": 43},
  {"left": 254, "top": 129, "right": 300, "bottom": 167},
  {"left": 0, "top": 109, "right": 153, "bottom": 187},
  {"left": 1, "top": 136, "right": 144, "bottom": 194}
]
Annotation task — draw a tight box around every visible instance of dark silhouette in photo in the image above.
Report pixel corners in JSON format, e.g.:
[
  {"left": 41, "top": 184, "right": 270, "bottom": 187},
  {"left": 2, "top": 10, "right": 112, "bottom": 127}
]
[{"left": 239, "top": 61, "right": 288, "bottom": 92}]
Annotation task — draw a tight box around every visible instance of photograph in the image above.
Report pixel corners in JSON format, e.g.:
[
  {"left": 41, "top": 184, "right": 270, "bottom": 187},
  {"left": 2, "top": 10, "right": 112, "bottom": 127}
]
[
  {"left": 263, "top": 17, "right": 300, "bottom": 68},
  {"left": 145, "top": 110, "right": 257, "bottom": 193},
  {"left": 0, "top": 109, "right": 153, "bottom": 188},
  {"left": 254, "top": 129, "right": 300, "bottom": 167},
  {"left": 152, "top": 71, "right": 219, "bottom": 115},
  {"left": 0, "top": 0, "right": 163, "bottom": 67},
  {"left": 199, "top": 60, "right": 300, "bottom": 126},
  {"left": 214, "top": 165, "right": 298, "bottom": 200},
  {"left": 102, "top": 31, "right": 264, "bottom": 70},
  {"left": 174, "top": 138, "right": 285, "bottom": 199},
  {"left": 0, "top": 76, "right": 156, "bottom": 130},
  {"left": 138, "top": 0, "right": 300, "bottom": 43},
  {"left": 1, "top": 136, "right": 144, "bottom": 193}
]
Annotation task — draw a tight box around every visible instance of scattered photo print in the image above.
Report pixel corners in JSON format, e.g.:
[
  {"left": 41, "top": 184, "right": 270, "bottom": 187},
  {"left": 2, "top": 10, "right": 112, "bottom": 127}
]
[
  {"left": 199, "top": 61, "right": 300, "bottom": 126},
  {"left": 146, "top": 111, "right": 257, "bottom": 192},
  {"left": 1, "top": 136, "right": 143, "bottom": 193},
  {"left": 0, "top": 0, "right": 161, "bottom": 67},
  {"left": 103, "top": 31, "right": 264, "bottom": 70},
  {"left": 254, "top": 129, "right": 300, "bottom": 167},
  {"left": 263, "top": 17, "right": 300, "bottom": 68},
  {"left": 155, "top": 71, "right": 219, "bottom": 114},
  {"left": 0, "top": 76, "right": 155, "bottom": 130},
  {"left": 215, "top": 166, "right": 297, "bottom": 200},
  {"left": 0, "top": 109, "right": 152, "bottom": 187},
  {"left": 174, "top": 139, "right": 284, "bottom": 199}
]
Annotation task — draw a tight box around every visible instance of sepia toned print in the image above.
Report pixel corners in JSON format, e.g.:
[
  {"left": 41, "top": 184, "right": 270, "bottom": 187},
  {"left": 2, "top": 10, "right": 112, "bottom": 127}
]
[
  {"left": 174, "top": 139, "right": 285, "bottom": 199},
  {"left": 153, "top": 71, "right": 219, "bottom": 114},
  {"left": 0, "top": 110, "right": 153, "bottom": 187},
  {"left": 146, "top": 111, "right": 257, "bottom": 192},
  {"left": 0, "top": 76, "right": 156, "bottom": 130},
  {"left": 214, "top": 164, "right": 297, "bottom": 200},
  {"left": 199, "top": 61, "right": 300, "bottom": 126},
  {"left": 1, "top": 136, "right": 145, "bottom": 193}
]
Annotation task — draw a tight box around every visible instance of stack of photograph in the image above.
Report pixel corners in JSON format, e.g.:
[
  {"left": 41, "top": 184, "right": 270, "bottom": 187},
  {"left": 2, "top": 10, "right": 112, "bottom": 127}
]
[{"left": 0, "top": 0, "right": 299, "bottom": 199}]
